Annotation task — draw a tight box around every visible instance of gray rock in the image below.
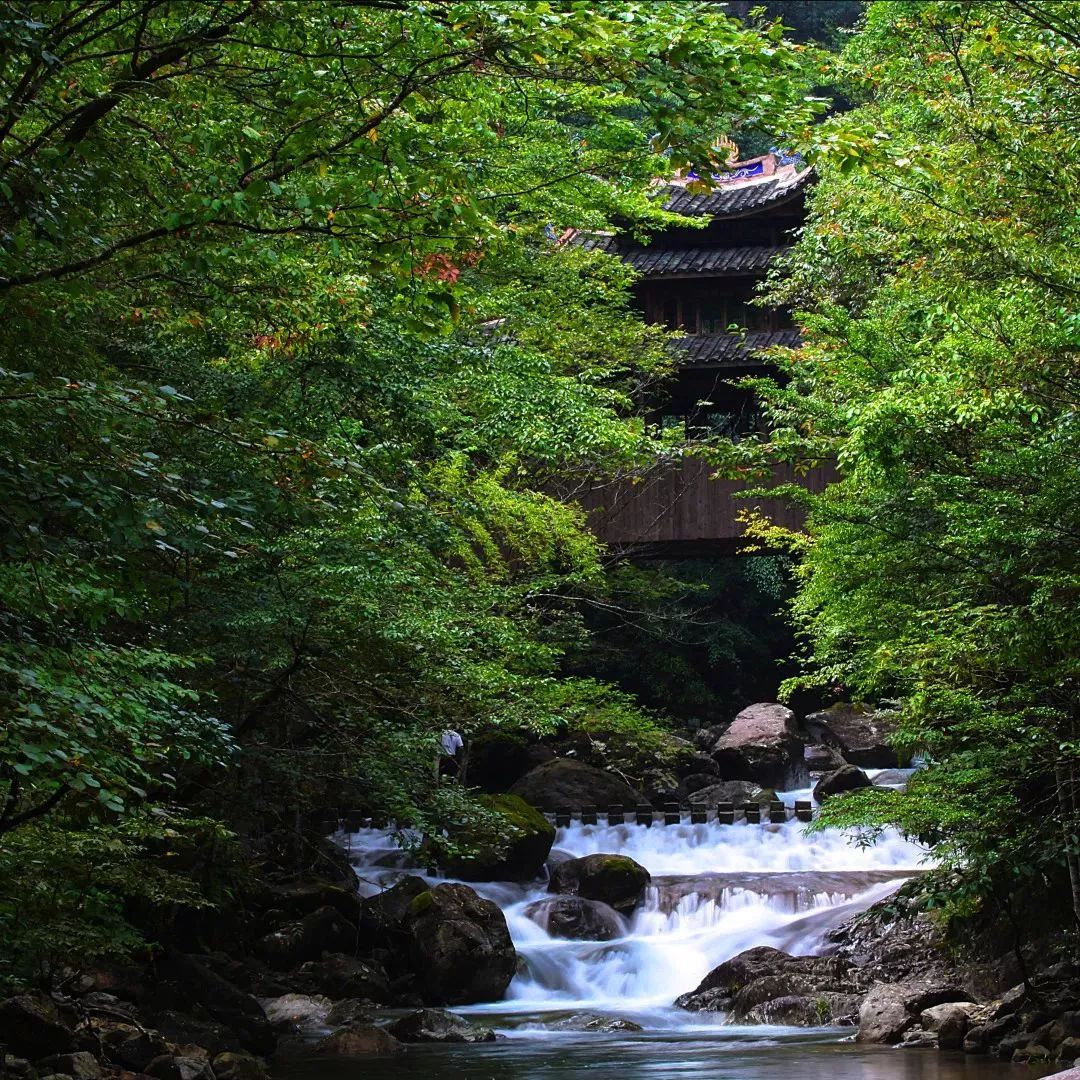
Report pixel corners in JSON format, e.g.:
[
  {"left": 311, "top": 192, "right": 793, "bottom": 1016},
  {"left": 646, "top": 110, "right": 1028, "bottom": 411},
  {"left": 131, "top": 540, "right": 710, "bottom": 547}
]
[
  {"left": 686, "top": 781, "right": 776, "bottom": 808},
  {"left": 813, "top": 764, "right": 872, "bottom": 801},
  {"left": 857, "top": 981, "right": 972, "bottom": 1044},
  {"left": 805, "top": 743, "right": 846, "bottom": 771},
  {"left": 745, "top": 993, "right": 861, "bottom": 1026},
  {"left": 389, "top": 1008, "right": 495, "bottom": 1043},
  {"left": 804, "top": 703, "right": 906, "bottom": 768},
  {"left": 711, "top": 703, "right": 808, "bottom": 790},
  {"left": 260, "top": 993, "right": 332, "bottom": 1034},
  {"left": 921, "top": 1001, "right": 982, "bottom": 1049},
  {"left": 870, "top": 769, "right": 911, "bottom": 788},
  {"left": 325, "top": 1000, "right": 374, "bottom": 1028},
  {"left": 523, "top": 895, "right": 626, "bottom": 941},
  {"left": 551, "top": 1013, "right": 643, "bottom": 1033},
  {"left": 291, "top": 953, "right": 390, "bottom": 1002}
]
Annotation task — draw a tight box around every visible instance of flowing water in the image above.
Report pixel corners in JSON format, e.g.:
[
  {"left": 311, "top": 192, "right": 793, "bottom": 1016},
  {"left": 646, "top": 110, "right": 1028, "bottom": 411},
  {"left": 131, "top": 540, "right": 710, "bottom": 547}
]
[{"left": 288, "top": 783, "right": 1047, "bottom": 1078}]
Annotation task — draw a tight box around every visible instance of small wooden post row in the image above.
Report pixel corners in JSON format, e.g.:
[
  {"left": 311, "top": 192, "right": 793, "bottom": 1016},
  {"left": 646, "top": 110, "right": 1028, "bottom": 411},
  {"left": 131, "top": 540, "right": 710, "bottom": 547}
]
[
  {"left": 318, "top": 798, "right": 817, "bottom": 834},
  {"left": 542, "top": 800, "right": 816, "bottom": 826}
]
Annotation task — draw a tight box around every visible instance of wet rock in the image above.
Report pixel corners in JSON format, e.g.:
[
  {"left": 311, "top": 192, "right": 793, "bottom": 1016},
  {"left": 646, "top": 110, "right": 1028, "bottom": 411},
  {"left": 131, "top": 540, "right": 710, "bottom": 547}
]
[
  {"left": 523, "top": 896, "right": 626, "bottom": 941},
  {"left": 745, "top": 994, "right": 861, "bottom": 1026},
  {"left": 212, "top": 1051, "right": 267, "bottom": 1080},
  {"left": 805, "top": 743, "right": 846, "bottom": 772},
  {"left": 676, "top": 947, "right": 859, "bottom": 1018},
  {"left": 857, "top": 981, "right": 972, "bottom": 1044},
  {"left": 509, "top": 759, "right": 645, "bottom": 812},
  {"left": 290, "top": 954, "right": 391, "bottom": 1002},
  {"left": 0, "top": 1057, "right": 32, "bottom": 1078},
  {"left": 389, "top": 1008, "right": 496, "bottom": 1043},
  {"left": 105, "top": 1028, "right": 170, "bottom": 1072},
  {"left": 548, "top": 854, "right": 650, "bottom": 914},
  {"left": 313, "top": 1024, "right": 401, "bottom": 1056},
  {"left": 0, "top": 993, "right": 74, "bottom": 1058},
  {"left": 898, "top": 1028, "right": 939, "bottom": 1048},
  {"left": 686, "top": 781, "right": 776, "bottom": 808},
  {"left": 804, "top": 703, "right": 906, "bottom": 769},
  {"left": 146, "top": 1055, "right": 214, "bottom": 1080},
  {"left": 400, "top": 882, "right": 516, "bottom": 1005},
  {"left": 325, "top": 1000, "right": 375, "bottom": 1028},
  {"left": 551, "top": 1013, "right": 643, "bottom": 1033},
  {"left": 921, "top": 1001, "right": 982, "bottom": 1049},
  {"left": 710, "top": 703, "right": 808, "bottom": 790},
  {"left": 1015, "top": 1043, "right": 1052, "bottom": 1063},
  {"left": 35, "top": 1053, "right": 101, "bottom": 1080},
  {"left": 870, "top": 769, "right": 911, "bottom": 788},
  {"left": 813, "top": 764, "right": 872, "bottom": 802},
  {"left": 444, "top": 794, "right": 555, "bottom": 882},
  {"left": 261, "top": 993, "right": 332, "bottom": 1029},
  {"left": 255, "top": 905, "right": 358, "bottom": 971},
  {"left": 358, "top": 876, "right": 428, "bottom": 940}
]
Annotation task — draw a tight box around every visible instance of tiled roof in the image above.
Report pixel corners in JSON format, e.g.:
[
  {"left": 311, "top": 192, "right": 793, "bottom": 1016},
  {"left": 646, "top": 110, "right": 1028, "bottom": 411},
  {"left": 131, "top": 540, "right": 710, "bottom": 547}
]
[
  {"left": 672, "top": 329, "right": 802, "bottom": 366},
  {"left": 575, "top": 237, "right": 783, "bottom": 277},
  {"left": 659, "top": 169, "right": 812, "bottom": 218}
]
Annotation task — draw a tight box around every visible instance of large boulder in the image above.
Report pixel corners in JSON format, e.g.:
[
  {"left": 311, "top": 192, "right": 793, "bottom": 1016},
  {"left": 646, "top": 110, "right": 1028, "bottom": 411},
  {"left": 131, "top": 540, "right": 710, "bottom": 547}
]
[
  {"left": 857, "top": 981, "right": 972, "bottom": 1044},
  {"left": 445, "top": 794, "right": 555, "bottom": 882},
  {"left": 805, "top": 743, "right": 846, "bottom": 772},
  {"left": 710, "top": 703, "right": 808, "bottom": 790},
  {"left": 551, "top": 1013, "right": 644, "bottom": 1033},
  {"left": 255, "top": 905, "right": 358, "bottom": 971},
  {"left": 0, "top": 993, "right": 74, "bottom": 1058},
  {"left": 389, "top": 1008, "right": 495, "bottom": 1043},
  {"left": 548, "top": 854, "right": 650, "bottom": 914},
  {"left": 290, "top": 953, "right": 391, "bottom": 1002},
  {"left": 465, "top": 733, "right": 554, "bottom": 793},
  {"left": 509, "top": 759, "right": 645, "bottom": 812},
  {"left": 921, "top": 1001, "right": 983, "bottom": 1049},
  {"left": 804, "top": 703, "right": 906, "bottom": 768},
  {"left": 152, "top": 950, "right": 275, "bottom": 1056},
  {"left": 523, "top": 896, "right": 626, "bottom": 941},
  {"left": 813, "top": 764, "right": 872, "bottom": 802},
  {"left": 400, "top": 883, "right": 516, "bottom": 1005}
]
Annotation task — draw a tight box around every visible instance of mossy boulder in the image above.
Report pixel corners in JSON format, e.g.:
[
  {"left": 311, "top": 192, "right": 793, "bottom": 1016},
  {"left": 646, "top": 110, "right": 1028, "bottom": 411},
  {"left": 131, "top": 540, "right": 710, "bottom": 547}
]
[
  {"left": 444, "top": 794, "right": 555, "bottom": 882},
  {"left": 509, "top": 759, "right": 646, "bottom": 812},
  {"left": 548, "top": 853, "right": 651, "bottom": 913}
]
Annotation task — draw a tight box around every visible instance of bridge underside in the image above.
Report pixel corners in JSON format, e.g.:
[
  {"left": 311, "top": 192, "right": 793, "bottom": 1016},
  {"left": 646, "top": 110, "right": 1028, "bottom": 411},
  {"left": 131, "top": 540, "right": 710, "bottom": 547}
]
[{"left": 565, "top": 459, "right": 834, "bottom": 556}]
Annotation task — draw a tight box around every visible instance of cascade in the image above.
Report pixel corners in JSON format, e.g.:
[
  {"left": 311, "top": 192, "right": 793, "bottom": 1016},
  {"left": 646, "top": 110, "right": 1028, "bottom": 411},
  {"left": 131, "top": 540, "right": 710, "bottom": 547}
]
[{"left": 341, "top": 777, "right": 929, "bottom": 1032}]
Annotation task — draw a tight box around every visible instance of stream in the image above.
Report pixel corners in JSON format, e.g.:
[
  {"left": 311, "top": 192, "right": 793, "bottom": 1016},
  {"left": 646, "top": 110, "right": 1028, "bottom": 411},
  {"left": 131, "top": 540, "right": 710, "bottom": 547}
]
[{"left": 281, "top": 781, "right": 1052, "bottom": 1079}]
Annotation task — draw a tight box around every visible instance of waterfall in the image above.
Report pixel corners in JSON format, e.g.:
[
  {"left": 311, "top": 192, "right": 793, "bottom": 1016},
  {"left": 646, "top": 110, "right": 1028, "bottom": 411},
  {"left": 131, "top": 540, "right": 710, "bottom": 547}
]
[{"left": 341, "top": 781, "right": 928, "bottom": 1030}]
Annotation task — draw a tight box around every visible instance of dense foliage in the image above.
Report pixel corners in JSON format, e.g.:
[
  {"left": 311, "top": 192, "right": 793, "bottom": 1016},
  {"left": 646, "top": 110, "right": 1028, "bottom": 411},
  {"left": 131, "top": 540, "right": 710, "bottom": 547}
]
[
  {"left": 733, "top": 0, "right": 1080, "bottom": 928},
  {"left": 0, "top": 0, "right": 819, "bottom": 985}
]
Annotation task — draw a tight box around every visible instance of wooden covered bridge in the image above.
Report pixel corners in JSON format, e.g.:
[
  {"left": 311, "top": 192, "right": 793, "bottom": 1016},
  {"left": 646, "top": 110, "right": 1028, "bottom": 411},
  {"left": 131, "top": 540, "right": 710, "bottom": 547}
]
[{"left": 562, "top": 150, "right": 829, "bottom": 553}]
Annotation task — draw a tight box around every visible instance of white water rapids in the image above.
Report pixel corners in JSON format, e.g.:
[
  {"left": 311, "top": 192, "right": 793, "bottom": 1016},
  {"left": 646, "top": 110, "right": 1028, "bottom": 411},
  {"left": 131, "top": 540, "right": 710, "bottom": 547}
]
[{"left": 341, "top": 778, "right": 929, "bottom": 1031}]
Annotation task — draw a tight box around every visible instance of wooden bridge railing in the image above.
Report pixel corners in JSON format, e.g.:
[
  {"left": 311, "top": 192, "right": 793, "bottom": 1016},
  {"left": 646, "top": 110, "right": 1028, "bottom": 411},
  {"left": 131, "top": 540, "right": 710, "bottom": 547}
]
[{"left": 559, "top": 459, "right": 835, "bottom": 552}]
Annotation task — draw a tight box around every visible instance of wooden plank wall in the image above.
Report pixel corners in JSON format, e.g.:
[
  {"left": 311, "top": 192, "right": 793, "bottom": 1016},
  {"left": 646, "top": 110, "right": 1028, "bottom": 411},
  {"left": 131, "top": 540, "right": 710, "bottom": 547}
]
[{"left": 569, "top": 459, "right": 834, "bottom": 548}]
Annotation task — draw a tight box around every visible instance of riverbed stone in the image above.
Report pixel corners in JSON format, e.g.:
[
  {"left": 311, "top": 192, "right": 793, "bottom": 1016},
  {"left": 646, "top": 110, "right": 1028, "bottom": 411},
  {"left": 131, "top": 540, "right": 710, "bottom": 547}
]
[
  {"left": 212, "top": 1052, "right": 267, "bottom": 1080},
  {"left": 389, "top": 1008, "right": 496, "bottom": 1043},
  {"left": 710, "top": 703, "right": 808, "bottom": 790},
  {"left": 551, "top": 1013, "right": 644, "bottom": 1033},
  {"left": 35, "top": 1053, "right": 101, "bottom": 1080},
  {"left": 0, "top": 993, "right": 74, "bottom": 1058},
  {"left": 804, "top": 703, "right": 906, "bottom": 768},
  {"left": 313, "top": 1023, "right": 401, "bottom": 1056},
  {"left": 290, "top": 953, "right": 391, "bottom": 1002},
  {"left": 548, "top": 854, "right": 651, "bottom": 913},
  {"left": 509, "top": 759, "right": 645, "bottom": 812},
  {"left": 921, "top": 1001, "right": 982, "bottom": 1049},
  {"left": 523, "top": 896, "right": 626, "bottom": 941},
  {"left": 857, "top": 981, "right": 972, "bottom": 1044},
  {"left": 813, "top": 764, "right": 872, "bottom": 802},
  {"left": 400, "top": 882, "right": 517, "bottom": 1005}
]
